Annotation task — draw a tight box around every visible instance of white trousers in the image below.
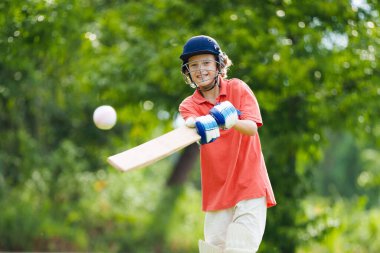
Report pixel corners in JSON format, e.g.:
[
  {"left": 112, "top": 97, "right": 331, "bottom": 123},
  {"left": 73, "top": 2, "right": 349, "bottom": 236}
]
[{"left": 204, "top": 197, "right": 267, "bottom": 251}]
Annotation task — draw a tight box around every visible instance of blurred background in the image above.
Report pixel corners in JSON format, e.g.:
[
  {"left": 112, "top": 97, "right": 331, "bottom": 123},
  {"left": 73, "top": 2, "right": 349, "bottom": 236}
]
[{"left": 0, "top": 0, "right": 379, "bottom": 252}]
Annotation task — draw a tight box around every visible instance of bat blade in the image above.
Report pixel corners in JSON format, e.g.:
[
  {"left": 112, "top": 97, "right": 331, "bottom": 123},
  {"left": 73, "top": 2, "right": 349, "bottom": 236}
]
[{"left": 107, "top": 126, "right": 200, "bottom": 172}]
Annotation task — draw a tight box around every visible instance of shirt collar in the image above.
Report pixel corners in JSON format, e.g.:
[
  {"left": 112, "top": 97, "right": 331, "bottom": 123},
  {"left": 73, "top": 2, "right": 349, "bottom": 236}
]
[{"left": 191, "top": 77, "right": 227, "bottom": 104}]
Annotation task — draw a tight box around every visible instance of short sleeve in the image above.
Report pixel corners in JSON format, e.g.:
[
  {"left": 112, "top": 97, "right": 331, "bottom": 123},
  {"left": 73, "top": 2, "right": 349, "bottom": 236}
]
[
  {"left": 237, "top": 80, "right": 263, "bottom": 127},
  {"left": 179, "top": 97, "right": 200, "bottom": 120}
]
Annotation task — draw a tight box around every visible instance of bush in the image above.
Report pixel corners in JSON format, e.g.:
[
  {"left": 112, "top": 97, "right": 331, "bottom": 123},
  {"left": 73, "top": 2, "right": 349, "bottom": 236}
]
[{"left": 297, "top": 196, "right": 380, "bottom": 253}]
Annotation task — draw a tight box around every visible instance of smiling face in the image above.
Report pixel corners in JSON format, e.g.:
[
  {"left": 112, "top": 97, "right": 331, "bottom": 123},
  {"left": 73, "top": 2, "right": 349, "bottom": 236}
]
[{"left": 186, "top": 54, "right": 219, "bottom": 88}]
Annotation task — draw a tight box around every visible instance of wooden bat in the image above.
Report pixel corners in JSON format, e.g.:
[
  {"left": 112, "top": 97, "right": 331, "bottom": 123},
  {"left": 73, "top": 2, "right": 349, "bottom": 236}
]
[{"left": 107, "top": 126, "right": 200, "bottom": 172}]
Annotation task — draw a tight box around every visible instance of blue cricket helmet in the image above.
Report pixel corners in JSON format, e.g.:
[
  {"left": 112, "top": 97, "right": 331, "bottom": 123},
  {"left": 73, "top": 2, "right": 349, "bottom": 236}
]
[{"left": 180, "top": 35, "right": 222, "bottom": 62}]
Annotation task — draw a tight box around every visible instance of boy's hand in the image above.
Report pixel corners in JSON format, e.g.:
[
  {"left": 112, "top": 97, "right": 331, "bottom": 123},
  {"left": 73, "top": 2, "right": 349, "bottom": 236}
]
[
  {"left": 209, "top": 101, "right": 239, "bottom": 129},
  {"left": 185, "top": 117, "right": 196, "bottom": 128},
  {"left": 195, "top": 115, "right": 220, "bottom": 144}
]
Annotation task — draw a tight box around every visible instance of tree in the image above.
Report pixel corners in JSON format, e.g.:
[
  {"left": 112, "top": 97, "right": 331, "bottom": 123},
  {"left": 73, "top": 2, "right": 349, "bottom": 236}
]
[{"left": 1, "top": 0, "right": 379, "bottom": 252}]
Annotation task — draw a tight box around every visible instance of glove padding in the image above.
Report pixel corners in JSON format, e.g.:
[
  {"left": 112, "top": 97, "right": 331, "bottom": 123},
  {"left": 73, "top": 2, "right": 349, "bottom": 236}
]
[
  {"left": 195, "top": 115, "right": 220, "bottom": 145},
  {"left": 209, "top": 101, "right": 239, "bottom": 129}
]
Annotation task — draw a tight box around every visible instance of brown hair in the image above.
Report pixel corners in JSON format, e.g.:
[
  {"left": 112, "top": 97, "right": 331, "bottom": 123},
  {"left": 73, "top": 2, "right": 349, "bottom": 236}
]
[{"left": 219, "top": 52, "right": 233, "bottom": 78}]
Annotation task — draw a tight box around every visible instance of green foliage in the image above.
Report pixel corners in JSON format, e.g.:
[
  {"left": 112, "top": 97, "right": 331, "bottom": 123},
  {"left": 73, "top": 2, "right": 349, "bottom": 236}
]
[
  {"left": 0, "top": 157, "right": 203, "bottom": 252},
  {"left": 297, "top": 196, "right": 380, "bottom": 253},
  {"left": 314, "top": 131, "right": 362, "bottom": 197},
  {"left": 1, "top": 0, "right": 380, "bottom": 252}
]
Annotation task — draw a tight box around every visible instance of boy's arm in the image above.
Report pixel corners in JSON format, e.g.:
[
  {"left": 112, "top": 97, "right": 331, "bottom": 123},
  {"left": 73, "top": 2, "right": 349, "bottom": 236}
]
[{"left": 233, "top": 119, "right": 258, "bottom": 136}]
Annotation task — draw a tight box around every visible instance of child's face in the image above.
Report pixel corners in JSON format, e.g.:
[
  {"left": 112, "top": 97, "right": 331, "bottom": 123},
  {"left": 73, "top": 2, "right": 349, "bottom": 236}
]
[{"left": 187, "top": 54, "right": 218, "bottom": 88}]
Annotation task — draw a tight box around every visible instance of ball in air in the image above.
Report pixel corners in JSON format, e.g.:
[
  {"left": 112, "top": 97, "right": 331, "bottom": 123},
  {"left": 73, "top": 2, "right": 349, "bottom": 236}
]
[{"left": 93, "top": 105, "right": 117, "bottom": 130}]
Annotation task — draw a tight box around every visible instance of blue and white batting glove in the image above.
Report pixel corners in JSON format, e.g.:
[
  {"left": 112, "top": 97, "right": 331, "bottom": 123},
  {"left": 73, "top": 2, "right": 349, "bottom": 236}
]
[
  {"left": 209, "top": 101, "right": 239, "bottom": 129},
  {"left": 195, "top": 115, "right": 220, "bottom": 145}
]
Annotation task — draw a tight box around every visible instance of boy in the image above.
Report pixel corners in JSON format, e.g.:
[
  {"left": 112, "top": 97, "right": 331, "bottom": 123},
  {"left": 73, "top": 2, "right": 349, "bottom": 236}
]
[{"left": 179, "top": 35, "right": 276, "bottom": 253}]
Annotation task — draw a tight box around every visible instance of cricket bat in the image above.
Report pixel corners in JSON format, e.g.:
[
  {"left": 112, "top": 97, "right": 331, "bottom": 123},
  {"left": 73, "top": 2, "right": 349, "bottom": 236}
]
[{"left": 107, "top": 125, "right": 200, "bottom": 172}]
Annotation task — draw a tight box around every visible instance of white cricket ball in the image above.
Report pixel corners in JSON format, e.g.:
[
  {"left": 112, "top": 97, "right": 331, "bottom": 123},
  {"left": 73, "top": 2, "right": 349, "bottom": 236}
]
[{"left": 93, "top": 105, "right": 117, "bottom": 130}]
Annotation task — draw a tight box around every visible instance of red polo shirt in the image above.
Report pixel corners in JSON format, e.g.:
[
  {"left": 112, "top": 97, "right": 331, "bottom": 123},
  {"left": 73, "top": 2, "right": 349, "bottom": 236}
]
[{"left": 179, "top": 77, "right": 276, "bottom": 211}]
